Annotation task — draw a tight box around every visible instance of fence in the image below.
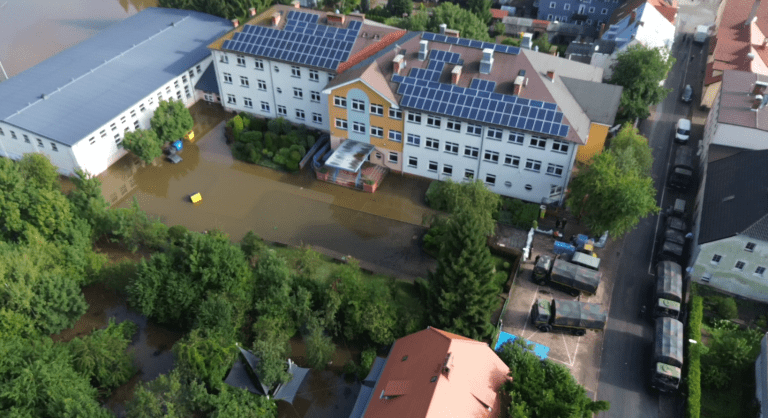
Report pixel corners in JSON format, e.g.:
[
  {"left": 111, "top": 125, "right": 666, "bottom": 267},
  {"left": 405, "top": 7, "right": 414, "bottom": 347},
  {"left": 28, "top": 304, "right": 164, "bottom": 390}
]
[{"left": 491, "top": 256, "right": 523, "bottom": 350}]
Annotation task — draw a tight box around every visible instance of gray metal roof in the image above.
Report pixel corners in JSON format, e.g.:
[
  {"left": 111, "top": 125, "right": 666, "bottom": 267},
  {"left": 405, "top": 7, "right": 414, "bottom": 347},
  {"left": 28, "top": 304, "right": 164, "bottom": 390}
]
[
  {"left": 560, "top": 77, "right": 622, "bottom": 126},
  {"left": 699, "top": 149, "right": 768, "bottom": 244},
  {"left": 325, "top": 140, "right": 375, "bottom": 172},
  {"left": 194, "top": 62, "right": 219, "bottom": 94},
  {"left": 0, "top": 8, "right": 231, "bottom": 146}
]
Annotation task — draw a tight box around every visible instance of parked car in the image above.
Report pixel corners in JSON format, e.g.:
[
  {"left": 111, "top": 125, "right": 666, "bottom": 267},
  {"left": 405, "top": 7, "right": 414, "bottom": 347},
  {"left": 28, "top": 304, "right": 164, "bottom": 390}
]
[
  {"left": 674, "top": 118, "right": 691, "bottom": 144},
  {"left": 681, "top": 85, "right": 693, "bottom": 103}
]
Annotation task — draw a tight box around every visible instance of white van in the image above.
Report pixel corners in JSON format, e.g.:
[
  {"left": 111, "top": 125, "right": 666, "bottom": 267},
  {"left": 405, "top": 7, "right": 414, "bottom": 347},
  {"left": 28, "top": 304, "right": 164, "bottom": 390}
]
[{"left": 675, "top": 118, "right": 691, "bottom": 144}]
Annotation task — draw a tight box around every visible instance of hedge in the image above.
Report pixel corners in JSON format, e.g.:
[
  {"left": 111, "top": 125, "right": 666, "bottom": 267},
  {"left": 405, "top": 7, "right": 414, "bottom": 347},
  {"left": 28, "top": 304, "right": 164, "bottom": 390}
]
[{"left": 686, "top": 295, "right": 703, "bottom": 418}]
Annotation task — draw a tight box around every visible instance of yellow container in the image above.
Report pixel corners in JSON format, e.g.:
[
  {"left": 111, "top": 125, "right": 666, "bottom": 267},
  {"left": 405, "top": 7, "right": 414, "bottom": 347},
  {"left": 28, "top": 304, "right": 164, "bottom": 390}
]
[
  {"left": 184, "top": 130, "right": 195, "bottom": 142},
  {"left": 190, "top": 192, "right": 202, "bottom": 203}
]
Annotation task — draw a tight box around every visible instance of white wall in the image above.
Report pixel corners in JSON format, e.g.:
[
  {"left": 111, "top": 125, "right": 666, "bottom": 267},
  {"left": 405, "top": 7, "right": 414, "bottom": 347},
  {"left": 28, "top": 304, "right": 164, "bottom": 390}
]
[
  {"left": 213, "top": 50, "right": 331, "bottom": 131},
  {"left": 691, "top": 235, "right": 768, "bottom": 302},
  {"left": 0, "top": 122, "right": 79, "bottom": 175},
  {"left": 636, "top": 4, "right": 676, "bottom": 51},
  {"left": 401, "top": 108, "right": 576, "bottom": 204}
]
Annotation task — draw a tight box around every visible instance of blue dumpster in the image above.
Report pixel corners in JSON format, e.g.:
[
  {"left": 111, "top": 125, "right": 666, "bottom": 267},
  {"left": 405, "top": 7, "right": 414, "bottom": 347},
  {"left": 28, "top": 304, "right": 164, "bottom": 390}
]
[
  {"left": 171, "top": 140, "right": 183, "bottom": 151},
  {"left": 574, "top": 234, "right": 590, "bottom": 248},
  {"left": 553, "top": 240, "right": 576, "bottom": 256}
]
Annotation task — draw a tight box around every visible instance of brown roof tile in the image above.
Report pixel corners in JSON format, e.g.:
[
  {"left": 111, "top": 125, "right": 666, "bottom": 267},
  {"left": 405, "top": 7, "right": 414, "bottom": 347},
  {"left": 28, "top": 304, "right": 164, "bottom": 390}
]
[
  {"left": 716, "top": 69, "right": 768, "bottom": 132},
  {"left": 338, "top": 29, "right": 407, "bottom": 73},
  {"left": 491, "top": 9, "right": 509, "bottom": 19},
  {"left": 705, "top": 0, "right": 768, "bottom": 86}
]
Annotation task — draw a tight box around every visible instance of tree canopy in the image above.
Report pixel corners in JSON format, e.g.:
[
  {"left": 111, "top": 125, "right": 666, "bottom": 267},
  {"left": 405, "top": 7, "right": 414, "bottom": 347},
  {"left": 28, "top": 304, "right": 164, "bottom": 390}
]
[
  {"left": 123, "top": 129, "right": 163, "bottom": 164},
  {"left": 608, "top": 123, "right": 654, "bottom": 177},
  {"left": 610, "top": 44, "right": 675, "bottom": 121},
  {"left": 394, "top": 3, "right": 492, "bottom": 42},
  {"left": 158, "top": 0, "right": 274, "bottom": 21},
  {"left": 386, "top": 0, "right": 413, "bottom": 17},
  {"left": 150, "top": 99, "right": 194, "bottom": 145}
]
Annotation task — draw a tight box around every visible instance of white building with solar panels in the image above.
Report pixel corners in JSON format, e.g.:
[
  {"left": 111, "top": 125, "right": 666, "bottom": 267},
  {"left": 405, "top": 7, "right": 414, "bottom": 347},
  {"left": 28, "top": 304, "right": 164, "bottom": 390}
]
[
  {"left": 326, "top": 29, "right": 623, "bottom": 204},
  {"left": 207, "top": 6, "right": 403, "bottom": 133},
  {"left": 0, "top": 8, "right": 232, "bottom": 176}
]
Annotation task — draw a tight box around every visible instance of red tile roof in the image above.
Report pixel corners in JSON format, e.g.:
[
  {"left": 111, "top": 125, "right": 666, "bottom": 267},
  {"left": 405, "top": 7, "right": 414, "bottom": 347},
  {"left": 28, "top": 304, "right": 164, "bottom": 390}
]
[
  {"left": 647, "top": 0, "right": 678, "bottom": 24},
  {"left": 715, "top": 70, "right": 768, "bottom": 132},
  {"left": 337, "top": 29, "right": 407, "bottom": 74},
  {"left": 362, "top": 327, "right": 511, "bottom": 418},
  {"left": 491, "top": 9, "right": 509, "bottom": 20},
  {"left": 705, "top": 0, "right": 768, "bottom": 86}
]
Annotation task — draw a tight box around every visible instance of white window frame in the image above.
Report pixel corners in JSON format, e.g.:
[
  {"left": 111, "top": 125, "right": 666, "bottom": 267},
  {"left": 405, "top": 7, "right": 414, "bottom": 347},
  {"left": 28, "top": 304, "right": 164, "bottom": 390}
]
[
  {"left": 564, "top": 3, "right": 570, "bottom": 9},
  {"left": 389, "top": 130, "right": 402, "bottom": 142},
  {"left": 426, "top": 115, "right": 441, "bottom": 128},
  {"left": 446, "top": 119, "right": 461, "bottom": 132},
  {"left": 464, "top": 169, "right": 475, "bottom": 180},
  {"left": 227, "top": 94, "right": 236, "bottom": 105},
  {"left": 486, "top": 128, "right": 503, "bottom": 140},
  {"left": 467, "top": 123, "right": 482, "bottom": 136},
  {"left": 370, "top": 104, "right": 384, "bottom": 116},
  {"left": 442, "top": 164, "right": 453, "bottom": 176},
  {"left": 291, "top": 66, "right": 301, "bottom": 78},
  {"left": 255, "top": 59, "right": 264, "bottom": 70},
  {"left": 293, "top": 88, "right": 303, "bottom": 99},
  {"left": 312, "top": 113, "right": 323, "bottom": 124},
  {"left": 484, "top": 150, "right": 499, "bottom": 163},
  {"left": 464, "top": 146, "right": 479, "bottom": 159},
  {"left": 335, "top": 118, "right": 348, "bottom": 130},
  {"left": 756, "top": 266, "right": 766, "bottom": 277},
  {"left": 258, "top": 80, "right": 267, "bottom": 91},
  {"left": 371, "top": 126, "right": 384, "bottom": 137},
  {"left": 746, "top": 242, "right": 757, "bottom": 252},
  {"left": 310, "top": 91, "right": 321, "bottom": 103},
  {"left": 509, "top": 132, "right": 524, "bottom": 145},
  {"left": 351, "top": 99, "right": 366, "bottom": 111},
  {"left": 428, "top": 161, "right": 438, "bottom": 172},
  {"left": 388, "top": 152, "right": 398, "bottom": 164},
  {"left": 406, "top": 133, "right": 420, "bottom": 146},
  {"left": 551, "top": 139, "right": 570, "bottom": 153},
  {"left": 735, "top": 261, "right": 746, "bottom": 271},
  {"left": 260, "top": 101, "right": 270, "bottom": 113},
  {"left": 546, "top": 163, "right": 564, "bottom": 177},
  {"left": 408, "top": 156, "right": 418, "bottom": 168},
  {"left": 309, "top": 69, "right": 319, "bottom": 81},
  {"left": 352, "top": 121, "right": 366, "bottom": 134},
  {"left": 485, "top": 173, "right": 496, "bottom": 186},
  {"left": 223, "top": 73, "right": 232, "bottom": 84},
  {"left": 244, "top": 97, "right": 253, "bottom": 108},
  {"left": 530, "top": 136, "right": 547, "bottom": 149},
  {"left": 407, "top": 112, "right": 422, "bottom": 124},
  {"left": 425, "top": 138, "right": 439, "bottom": 150},
  {"left": 444, "top": 141, "right": 459, "bottom": 154},
  {"left": 389, "top": 108, "right": 403, "bottom": 119},
  {"left": 295, "top": 109, "right": 305, "bottom": 120},
  {"left": 277, "top": 105, "right": 287, "bottom": 116},
  {"left": 240, "top": 76, "right": 249, "bottom": 87},
  {"left": 334, "top": 96, "right": 347, "bottom": 107},
  {"left": 711, "top": 254, "right": 722, "bottom": 265},
  {"left": 525, "top": 159, "right": 542, "bottom": 172},
  {"left": 504, "top": 154, "right": 520, "bottom": 167},
  {"left": 237, "top": 55, "right": 246, "bottom": 66}
]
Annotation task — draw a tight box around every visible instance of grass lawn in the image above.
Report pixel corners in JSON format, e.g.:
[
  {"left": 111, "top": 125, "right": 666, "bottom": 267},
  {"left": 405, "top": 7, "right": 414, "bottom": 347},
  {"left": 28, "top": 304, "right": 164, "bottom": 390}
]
[{"left": 700, "top": 365, "right": 755, "bottom": 418}]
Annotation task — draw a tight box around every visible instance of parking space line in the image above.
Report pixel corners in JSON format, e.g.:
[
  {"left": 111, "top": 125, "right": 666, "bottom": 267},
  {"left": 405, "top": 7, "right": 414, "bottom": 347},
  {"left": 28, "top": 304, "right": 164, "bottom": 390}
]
[
  {"left": 521, "top": 286, "right": 540, "bottom": 336},
  {"left": 561, "top": 333, "right": 574, "bottom": 366}
]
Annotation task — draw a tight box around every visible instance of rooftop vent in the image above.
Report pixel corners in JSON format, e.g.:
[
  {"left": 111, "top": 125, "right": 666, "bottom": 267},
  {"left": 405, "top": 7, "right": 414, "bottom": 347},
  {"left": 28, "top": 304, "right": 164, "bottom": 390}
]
[
  {"left": 439, "top": 23, "right": 447, "bottom": 34},
  {"left": 231, "top": 18, "right": 239, "bottom": 28},
  {"left": 393, "top": 54, "right": 406, "bottom": 74},
  {"left": 327, "top": 13, "right": 345, "bottom": 25},
  {"left": 521, "top": 33, "right": 533, "bottom": 49},
  {"left": 445, "top": 28, "right": 460, "bottom": 37},
  {"left": 249, "top": 7, "right": 257, "bottom": 16},
  {"left": 271, "top": 13, "right": 280, "bottom": 26},
  {"left": 451, "top": 65, "right": 462, "bottom": 85},
  {"left": 748, "top": 52, "right": 756, "bottom": 60},
  {"left": 752, "top": 81, "right": 768, "bottom": 96},
  {"left": 480, "top": 48, "right": 494, "bottom": 74},
  {"left": 419, "top": 40, "right": 429, "bottom": 61}
]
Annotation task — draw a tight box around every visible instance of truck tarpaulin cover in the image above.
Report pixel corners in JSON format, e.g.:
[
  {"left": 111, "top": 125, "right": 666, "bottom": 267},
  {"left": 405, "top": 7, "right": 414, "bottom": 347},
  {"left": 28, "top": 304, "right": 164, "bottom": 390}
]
[
  {"left": 655, "top": 317, "right": 684, "bottom": 367},
  {"left": 551, "top": 258, "right": 601, "bottom": 294},
  {"left": 553, "top": 299, "right": 607, "bottom": 329},
  {"left": 656, "top": 261, "right": 683, "bottom": 302}
]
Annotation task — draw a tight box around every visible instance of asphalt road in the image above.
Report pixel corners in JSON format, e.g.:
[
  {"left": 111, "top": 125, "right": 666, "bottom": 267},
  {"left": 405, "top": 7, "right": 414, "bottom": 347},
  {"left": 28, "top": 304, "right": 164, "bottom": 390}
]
[{"left": 596, "top": 30, "right": 709, "bottom": 418}]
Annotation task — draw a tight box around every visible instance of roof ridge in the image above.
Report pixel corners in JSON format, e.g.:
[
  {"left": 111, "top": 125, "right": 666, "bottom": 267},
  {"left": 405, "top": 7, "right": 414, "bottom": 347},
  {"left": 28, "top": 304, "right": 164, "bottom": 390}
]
[
  {"left": 338, "top": 29, "right": 407, "bottom": 74},
  {"left": 6, "top": 13, "right": 192, "bottom": 122}
]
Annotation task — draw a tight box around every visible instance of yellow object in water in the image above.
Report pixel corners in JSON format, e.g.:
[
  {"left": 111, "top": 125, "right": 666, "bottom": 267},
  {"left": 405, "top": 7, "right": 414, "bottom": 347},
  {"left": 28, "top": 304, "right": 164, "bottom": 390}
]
[
  {"left": 190, "top": 193, "right": 202, "bottom": 203},
  {"left": 185, "top": 130, "right": 195, "bottom": 141}
]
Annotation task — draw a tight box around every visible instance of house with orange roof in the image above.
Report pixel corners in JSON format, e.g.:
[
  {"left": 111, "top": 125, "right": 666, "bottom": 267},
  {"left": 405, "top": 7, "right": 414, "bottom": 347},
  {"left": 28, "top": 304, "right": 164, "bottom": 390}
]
[
  {"left": 702, "top": 0, "right": 768, "bottom": 108},
  {"left": 348, "top": 326, "right": 512, "bottom": 418}
]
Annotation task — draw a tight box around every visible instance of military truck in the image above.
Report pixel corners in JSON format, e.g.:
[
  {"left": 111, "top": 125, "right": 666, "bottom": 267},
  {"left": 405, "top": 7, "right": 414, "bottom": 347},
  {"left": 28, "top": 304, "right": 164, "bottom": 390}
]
[
  {"left": 570, "top": 251, "right": 601, "bottom": 271},
  {"left": 653, "top": 261, "right": 683, "bottom": 319},
  {"left": 531, "top": 298, "right": 607, "bottom": 336},
  {"left": 651, "top": 317, "right": 684, "bottom": 392},
  {"left": 532, "top": 255, "right": 602, "bottom": 297},
  {"left": 667, "top": 147, "right": 695, "bottom": 190}
]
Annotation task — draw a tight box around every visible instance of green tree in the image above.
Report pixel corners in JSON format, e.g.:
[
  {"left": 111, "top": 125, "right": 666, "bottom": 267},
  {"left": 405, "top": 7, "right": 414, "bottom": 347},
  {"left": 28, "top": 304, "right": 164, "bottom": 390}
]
[
  {"left": 202, "top": 385, "right": 278, "bottom": 418},
  {"left": 608, "top": 123, "right": 654, "bottom": 176},
  {"left": 532, "top": 33, "right": 553, "bottom": 53},
  {"left": 467, "top": 0, "right": 492, "bottom": 24},
  {"left": 398, "top": 3, "right": 492, "bottom": 42},
  {"left": 17, "top": 153, "right": 60, "bottom": 191},
  {"left": 251, "top": 328, "right": 292, "bottom": 388},
  {"left": 497, "top": 339, "right": 610, "bottom": 417},
  {"left": 609, "top": 44, "right": 675, "bottom": 121},
  {"left": 567, "top": 151, "right": 659, "bottom": 237},
  {"left": 304, "top": 318, "right": 336, "bottom": 369},
  {"left": 387, "top": 0, "right": 413, "bottom": 16},
  {"left": 423, "top": 207, "right": 499, "bottom": 340},
  {"left": 68, "top": 319, "right": 138, "bottom": 394},
  {"left": 123, "top": 129, "right": 163, "bottom": 164},
  {"left": 126, "top": 370, "right": 207, "bottom": 418},
  {"left": 174, "top": 328, "right": 237, "bottom": 390},
  {"left": 67, "top": 169, "right": 110, "bottom": 236},
  {"left": 150, "top": 99, "right": 194, "bottom": 145}
]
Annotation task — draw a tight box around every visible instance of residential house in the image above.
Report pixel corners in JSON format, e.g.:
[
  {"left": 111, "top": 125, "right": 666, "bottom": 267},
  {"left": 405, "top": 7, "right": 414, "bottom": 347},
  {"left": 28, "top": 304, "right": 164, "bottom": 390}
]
[
  {"left": 491, "top": 8, "right": 510, "bottom": 24},
  {"left": 597, "top": 0, "right": 677, "bottom": 78},
  {"left": 755, "top": 333, "right": 768, "bottom": 418},
  {"left": 0, "top": 8, "right": 232, "bottom": 176},
  {"left": 349, "top": 326, "right": 512, "bottom": 418},
  {"left": 536, "top": 0, "right": 626, "bottom": 37},
  {"left": 325, "top": 31, "right": 622, "bottom": 204},
  {"left": 207, "top": 5, "right": 405, "bottom": 133},
  {"left": 702, "top": 0, "right": 768, "bottom": 108},
  {"left": 565, "top": 38, "right": 617, "bottom": 67}
]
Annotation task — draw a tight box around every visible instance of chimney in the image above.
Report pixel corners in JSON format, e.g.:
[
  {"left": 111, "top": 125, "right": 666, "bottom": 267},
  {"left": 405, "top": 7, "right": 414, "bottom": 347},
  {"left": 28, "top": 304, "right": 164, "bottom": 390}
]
[
  {"left": 439, "top": 23, "right": 447, "bottom": 34},
  {"left": 546, "top": 70, "right": 555, "bottom": 81},
  {"left": 451, "top": 65, "right": 462, "bottom": 85},
  {"left": 752, "top": 82, "right": 767, "bottom": 96},
  {"left": 521, "top": 33, "right": 533, "bottom": 49},
  {"left": 419, "top": 40, "right": 429, "bottom": 61},
  {"left": 630, "top": 10, "right": 636, "bottom": 24},
  {"left": 271, "top": 13, "right": 280, "bottom": 26},
  {"left": 514, "top": 76, "right": 525, "bottom": 95},
  {"left": 327, "top": 13, "right": 346, "bottom": 25},
  {"left": 480, "top": 48, "right": 494, "bottom": 74},
  {"left": 231, "top": 18, "right": 239, "bottom": 28},
  {"left": 291, "top": 0, "right": 301, "bottom": 8},
  {"left": 393, "top": 54, "right": 406, "bottom": 74},
  {"left": 249, "top": 7, "right": 257, "bottom": 16},
  {"left": 752, "top": 95, "right": 763, "bottom": 110},
  {"left": 445, "top": 28, "right": 460, "bottom": 37}
]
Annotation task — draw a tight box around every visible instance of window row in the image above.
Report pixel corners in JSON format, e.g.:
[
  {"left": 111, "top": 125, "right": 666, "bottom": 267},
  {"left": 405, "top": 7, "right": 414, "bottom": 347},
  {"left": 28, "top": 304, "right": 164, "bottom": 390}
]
[
  {"left": 710, "top": 253, "right": 765, "bottom": 277},
  {"left": 0, "top": 128, "right": 61, "bottom": 151},
  {"left": 333, "top": 96, "right": 391, "bottom": 117},
  {"left": 221, "top": 54, "right": 326, "bottom": 82}
]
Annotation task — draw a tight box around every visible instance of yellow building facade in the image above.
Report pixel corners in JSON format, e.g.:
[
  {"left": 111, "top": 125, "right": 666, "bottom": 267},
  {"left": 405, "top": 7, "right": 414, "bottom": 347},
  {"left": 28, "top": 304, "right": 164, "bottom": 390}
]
[{"left": 575, "top": 122, "right": 611, "bottom": 163}]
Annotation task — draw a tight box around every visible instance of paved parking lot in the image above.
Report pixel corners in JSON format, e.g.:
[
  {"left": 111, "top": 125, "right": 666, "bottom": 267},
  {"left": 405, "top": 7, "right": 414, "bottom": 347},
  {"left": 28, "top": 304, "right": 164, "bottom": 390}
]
[{"left": 501, "top": 222, "right": 623, "bottom": 396}]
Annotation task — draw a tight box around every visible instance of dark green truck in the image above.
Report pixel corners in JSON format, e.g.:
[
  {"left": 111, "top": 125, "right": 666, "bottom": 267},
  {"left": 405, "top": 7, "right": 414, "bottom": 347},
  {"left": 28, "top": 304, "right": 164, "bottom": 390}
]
[
  {"left": 653, "top": 261, "right": 683, "bottom": 319},
  {"left": 651, "top": 317, "right": 684, "bottom": 392},
  {"left": 531, "top": 298, "right": 607, "bottom": 336},
  {"left": 533, "top": 255, "right": 602, "bottom": 296}
]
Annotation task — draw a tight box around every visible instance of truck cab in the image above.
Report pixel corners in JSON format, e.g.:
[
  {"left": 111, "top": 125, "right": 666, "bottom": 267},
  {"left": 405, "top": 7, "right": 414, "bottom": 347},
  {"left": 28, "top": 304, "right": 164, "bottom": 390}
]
[
  {"left": 653, "top": 363, "right": 682, "bottom": 392},
  {"left": 668, "top": 149, "right": 695, "bottom": 190},
  {"left": 531, "top": 299, "right": 551, "bottom": 330}
]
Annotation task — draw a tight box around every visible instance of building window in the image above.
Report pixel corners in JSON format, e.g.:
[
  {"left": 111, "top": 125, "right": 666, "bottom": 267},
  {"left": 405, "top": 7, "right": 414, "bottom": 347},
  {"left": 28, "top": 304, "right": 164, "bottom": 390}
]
[
  {"left": 182, "top": 75, "right": 188, "bottom": 84},
  {"left": 277, "top": 105, "right": 287, "bottom": 116},
  {"left": 255, "top": 59, "right": 264, "bottom": 70},
  {"left": 274, "top": 66, "right": 280, "bottom": 72},
  {"left": 157, "top": 92, "right": 163, "bottom": 100},
  {"left": 530, "top": 136, "right": 547, "bottom": 149},
  {"left": 22, "top": 134, "right": 30, "bottom": 143},
  {"left": 196, "top": 64, "right": 201, "bottom": 74},
  {"left": 370, "top": 104, "right": 384, "bottom": 116},
  {"left": 223, "top": 73, "right": 232, "bottom": 84},
  {"left": 114, "top": 133, "right": 121, "bottom": 143},
  {"left": 110, "top": 123, "right": 117, "bottom": 131},
  {"left": 219, "top": 53, "right": 229, "bottom": 63},
  {"left": 352, "top": 122, "right": 365, "bottom": 133},
  {"left": 525, "top": 159, "right": 542, "bottom": 172},
  {"left": 204, "top": 93, "right": 215, "bottom": 102},
  {"left": 296, "top": 109, "right": 305, "bottom": 120},
  {"left": 552, "top": 140, "right": 570, "bottom": 153},
  {"left": 351, "top": 99, "right": 365, "bottom": 111},
  {"left": 310, "top": 91, "right": 321, "bottom": 103},
  {"left": 487, "top": 128, "right": 503, "bottom": 140},
  {"left": 244, "top": 97, "right": 253, "bottom": 108},
  {"left": 504, "top": 154, "right": 520, "bottom": 167},
  {"left": 260, "top": 101, "right": 270, "bottom": 112},
  {"left": 547, "top": 14, "right": 553, "bottom": 20},
  {"left": 335, "top": 118, "right": 348, "bottom": 130},
  {"left": 389, "top": 108, "right": 402, "bottom": 119},
  {"left": 425, "top": 138, "right": 439, "bottom": 150},
  {"left": 484, "top": 150, "right": 499, "bottom": 163},
  {"left": 428, "top": 161, "right": 438, "bottom": 172},
  {"left": 464, "top": 146, "right": 479, "bottom": 159},
  {"left": 399, "top": 133, "right": 417, "bottom": 146},
  {"left": 227, "top": 94, "right": 236, "bottom": 105},
  {"left": 100, "top": 130, "right": 106, "bottom": 138},
  {"left": 36, "top": 138, "right": 44, "bottom": 147},
  {"left": 334, "top": 96, "right": 347, "bottom": 107},
  {"left": 746, "top": 242, "right": 757, "bottom": 252},
  {"left": 312, "top": 113, "right": 323, "bottom": 124},
  {"left": 408, "top": 156, "right": 418, "bottom": 168},
  {"left": 426, "top": 115, "right": 441, "bottom": 128},
  {"left": 589, "top": 6, "right": 595, "bottom": 12},
  {"left": 293, "top": 88, "right": 303, "bottom": 99},
  {"left": 309, "top": 69, "right": 319, "bottom": 81},
  {"left": 130, "top": 109, "right": 136, "bottom": 118},
  {"left": 408, "top": 112, "right": 422, "bottom": 124},
  {"left": 139, "top": 103, "right": 146, "bottom": 112},
  {"left": 235, "top": 55, "right": 245, "bottom": 67},
  {"left": 485, "top": 174, "right": 496, "bottom": 186},
  {"left": 735, "top": 261, "right": 746, "bottom": 271},
  {"left": 10, "top": 130, "right": 16, "bottom": 139},
  {"left": 149, "top": 97, "right": 154, "bottom": 106},
  {"left": 444, "top": 142, "right": 459, "bottom": 154},
  {"left": 184, "top": 85, "right": 191, "bottom": 98},
  {"left": 166, "top": 86, "right": 172, "bottom": 94},
  {"left": 134, "top": 120, "right": 140, "bottom": 129},
  {"left": 549, "top": 1, "right": 555, "bottom": 6},
  {"left": 442, "top": 164, "right": 453, "bottom": 176},
  {"left": 88, "top": 136, "right": 96, "bottom": 145},
  {"left": 550, "top": 184, "right": 563, "bottom": 198},
  {"left": 176, "top": 91, "right": 182, "bottom": 100},
  {"left": 564, "top": 3, "right": 570, "bottom": 9},
  {"left": 240, "top": 76, "right": 249, "bottom": 87},
  {"left": 546, "top": 163, "right": 564, "bottom": 177},
  {"left": 50, "top": 143, "right": 58, "bottom": 152},
  {"left": 711, "top": 254, "right": 722, "bottom": 264},
  {"left": 756, "top": 266, "right": 766, "bottom": 277},
  {"left": 389, "top": 152, "right": 398, "bottom": 164},
  {"left": 389, "top": 130, "right": 402, "bottom": 142},
  {"left": 464, "top": 169, "right": 475, "bottom": 179},
  {"left": 289, "top": 65, "right": 301, "bottom": 78},
  {"left": 371, "top": 126, "right": 384, "bottom": 137},
  {"left": 174, "top": 80, "right": 179, "bottom": 89},
  {"left": 467, "top": 123, "right": 482, "bottom": 136},
  {"left": 446, "top": 119, "right": 461, "bottom": 132},
  {"left": 602, "top": 8, "right": 608, "bottom": 14}
]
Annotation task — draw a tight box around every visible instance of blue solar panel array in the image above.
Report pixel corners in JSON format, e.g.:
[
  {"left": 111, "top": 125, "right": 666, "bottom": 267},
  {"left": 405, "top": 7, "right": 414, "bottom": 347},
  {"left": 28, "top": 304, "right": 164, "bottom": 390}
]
[
  {"left": 469, "top": 78, "right": 496, "bottom": 92},
  {"left": 421, "top": 32, "right": 521, "bottom": 55},
  {"left": 391, "top": 74, "right": 568, "bottom": 138},
  {"left": 428, "top": 49, "right": 463, "bottom": 65},
  {"left": 221, "top": 11, "right": 363, "bottom": 71}
]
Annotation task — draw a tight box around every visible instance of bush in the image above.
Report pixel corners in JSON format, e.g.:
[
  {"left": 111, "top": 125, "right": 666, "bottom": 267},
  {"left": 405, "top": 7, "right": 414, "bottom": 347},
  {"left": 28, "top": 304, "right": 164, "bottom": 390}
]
[
  {"left": 714, "top": 297, "right": 738, "bottom": 320},
  {"left": 358, "top": 348, "right": 377, "bottom": 380},
  {"left": 343, "top": 359, "right": 358, "bottom": 377},
  {"left": 422, "top": 217, "right": 449, "bottom": 256},
  {"left": 686, "top": 295, "right": 703, "bottom": 418},
  {"left": 239, "top": 130, "right": 262, "bottom": 145},
  {"left": 498, "top": 198, "right": 540, "bottom": 229}
]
